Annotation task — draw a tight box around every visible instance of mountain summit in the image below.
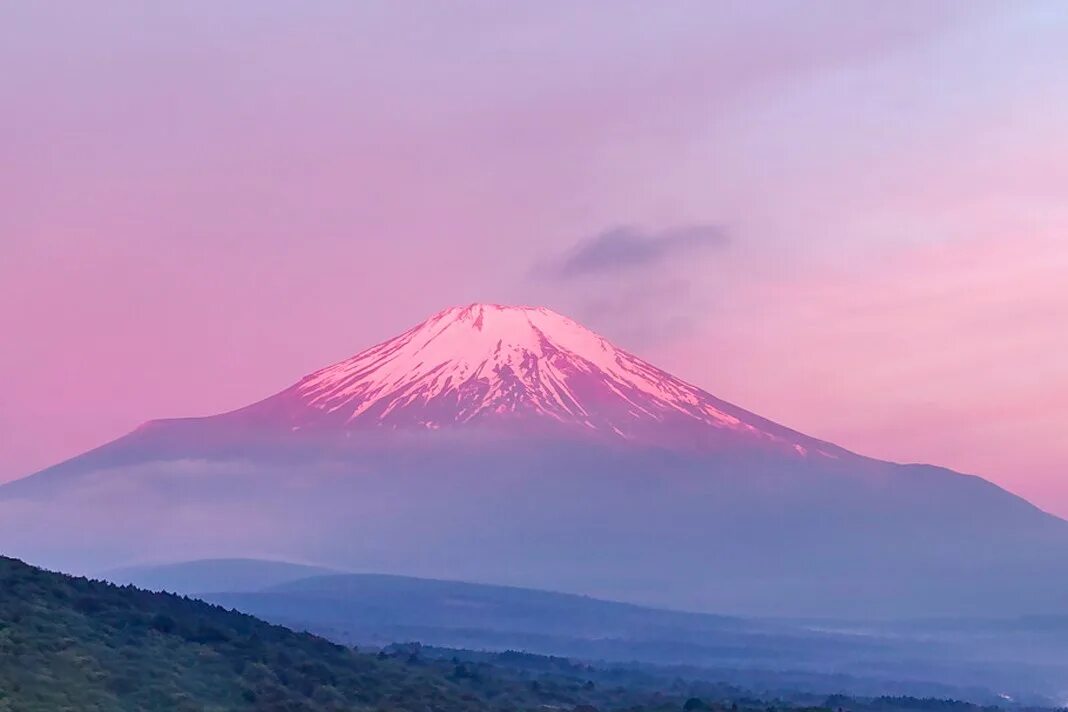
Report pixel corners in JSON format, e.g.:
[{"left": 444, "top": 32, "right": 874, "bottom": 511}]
[{"left": 231, "top": 303, "right": 837, "bottom": 455}]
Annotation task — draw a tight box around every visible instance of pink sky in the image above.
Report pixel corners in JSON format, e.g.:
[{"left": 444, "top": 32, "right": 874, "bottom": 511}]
[{"left": 2, "top": 3, "right": 1067, "bottom": 513}]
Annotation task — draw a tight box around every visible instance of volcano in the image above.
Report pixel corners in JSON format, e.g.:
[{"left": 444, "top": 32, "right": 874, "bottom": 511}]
[{"left": 3, "top": 304, "right": 1066, "bottom": 618}]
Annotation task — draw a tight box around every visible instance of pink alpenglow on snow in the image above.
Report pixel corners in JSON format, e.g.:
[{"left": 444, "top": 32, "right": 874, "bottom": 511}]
[{"left": 225, "top": 304, "right": 842, "bottom": 456}]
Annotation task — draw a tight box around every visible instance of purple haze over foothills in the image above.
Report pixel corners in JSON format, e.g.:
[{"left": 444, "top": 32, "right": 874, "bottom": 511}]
[{"left": 2, "top": 3, "right": 1068, "bottom": 514}]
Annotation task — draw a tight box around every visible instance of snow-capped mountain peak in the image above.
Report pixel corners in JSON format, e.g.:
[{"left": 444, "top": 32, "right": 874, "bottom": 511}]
[{"left": 245, "top": 303, "right": 836, "bottom": 455}]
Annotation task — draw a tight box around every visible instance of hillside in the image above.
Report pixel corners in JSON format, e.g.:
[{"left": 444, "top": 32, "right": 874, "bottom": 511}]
[
  {"left": 0, "top": 555, "right": 1045, "bottom": 712},
  {"left": 0, "top": 556, "right": 464, "bottom": 711},
  {"left": 2, "top": 555, "right": 680, "bottom": 712}
]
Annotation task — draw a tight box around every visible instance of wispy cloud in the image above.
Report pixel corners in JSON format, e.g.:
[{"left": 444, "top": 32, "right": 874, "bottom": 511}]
[{"left": 543, "top": 224, "right": 728, "bottom": 280}]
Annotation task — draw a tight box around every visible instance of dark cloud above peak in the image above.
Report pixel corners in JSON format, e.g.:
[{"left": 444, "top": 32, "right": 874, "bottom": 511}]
[{"left": 544, "top": 225, "right": 728, "bottom": 280}]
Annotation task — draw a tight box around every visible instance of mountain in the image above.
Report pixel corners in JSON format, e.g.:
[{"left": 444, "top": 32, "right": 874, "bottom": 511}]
[{"left": 3, "top": 303, "right": 1067, "bottom": 619}]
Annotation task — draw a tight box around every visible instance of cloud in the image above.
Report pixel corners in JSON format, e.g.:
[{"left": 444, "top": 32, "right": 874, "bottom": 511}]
[{"left": 545, "top": 225, "right": 727, "bottom": 279}]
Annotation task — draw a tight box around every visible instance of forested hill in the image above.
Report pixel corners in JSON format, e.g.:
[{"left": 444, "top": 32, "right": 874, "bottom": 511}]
[
  {"left": 0, "top": 555, "right": 1035, "bottom": 712},
  {"left": 3, "top": 554, "right": 747, "bottom": 711},
  {"left": 0, "top": 554, "right": 612, "bottom": 711}
]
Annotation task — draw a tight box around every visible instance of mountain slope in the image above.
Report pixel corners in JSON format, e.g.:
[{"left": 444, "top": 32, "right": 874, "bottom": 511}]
[
  {"left": 0, "top": 555, "right": 497, "bottom": 711},
  {"left": 2, "top": 304, "right": 1066, "bottom": 619}
]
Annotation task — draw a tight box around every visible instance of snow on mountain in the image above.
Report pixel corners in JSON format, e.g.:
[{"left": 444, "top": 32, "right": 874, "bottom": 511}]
[{"left": 238, "top": 304, "right": 841, "bottom": 456}]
